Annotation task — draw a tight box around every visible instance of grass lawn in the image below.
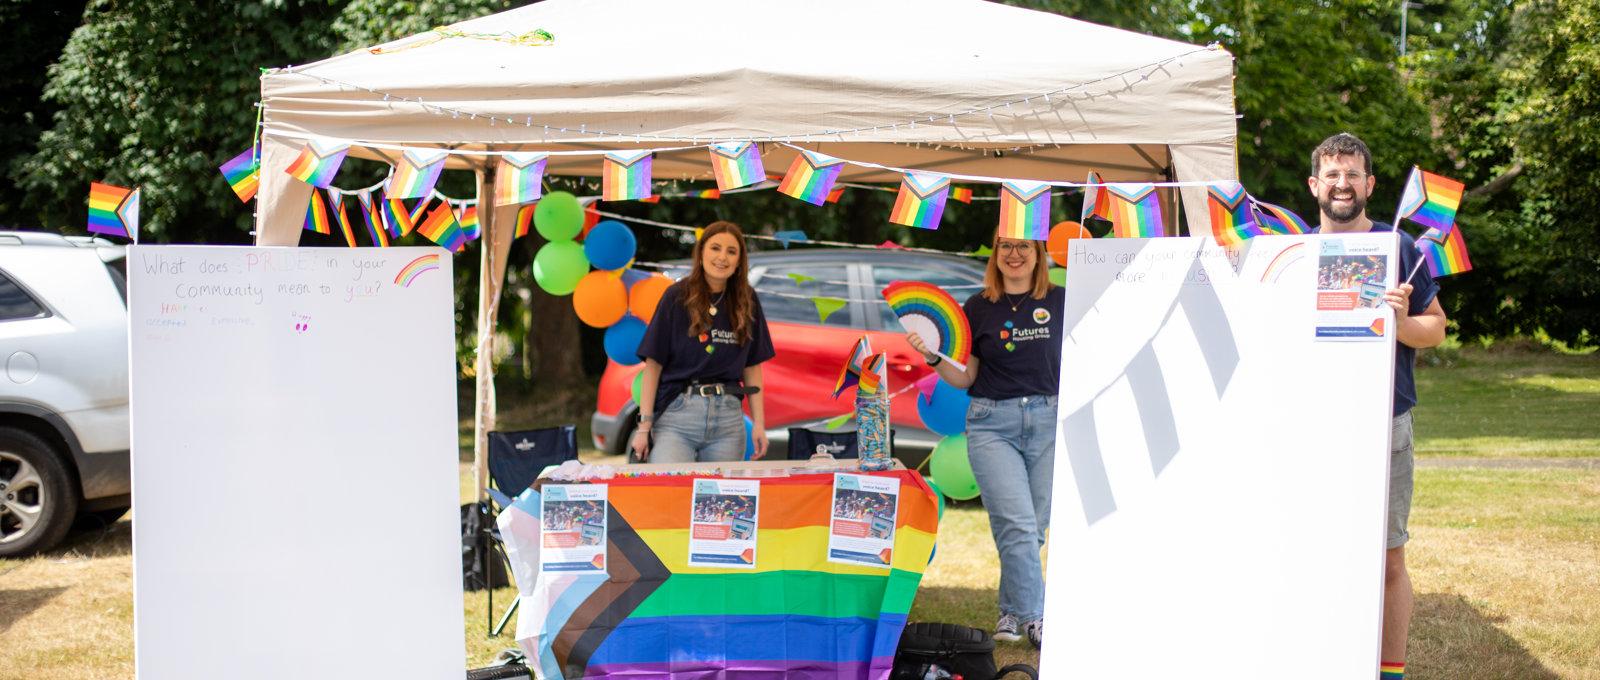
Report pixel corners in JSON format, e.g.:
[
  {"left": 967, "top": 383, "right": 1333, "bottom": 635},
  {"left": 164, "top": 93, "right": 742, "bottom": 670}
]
[{"left": 1413, "top": 346, "right": 1600, "bottom": 458}]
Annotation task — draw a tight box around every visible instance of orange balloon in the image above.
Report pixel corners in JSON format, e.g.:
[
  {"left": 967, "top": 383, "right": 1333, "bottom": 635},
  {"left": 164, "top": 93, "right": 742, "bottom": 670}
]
[
  {"left": 1047, "top": 220, "right": 1091, "bottom": 267},
  {"left": 573, "top": 271, "right": 628, "bottom": 327},
  {"left": 628, "top": 275, "right": 674, "bottom": 324}
]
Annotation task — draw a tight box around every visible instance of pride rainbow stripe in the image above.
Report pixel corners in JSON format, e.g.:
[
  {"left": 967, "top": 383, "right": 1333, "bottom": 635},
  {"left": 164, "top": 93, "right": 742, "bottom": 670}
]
[
  {"left": 889, "top": 174, "right": 950, "bottom": 231},
  {"left": 857, "top": 353, "right": 887, "bottom": 395},
  {"left": 999, "top": 180, "right": 1051, "bottom": 241},
  {"left": 383, "top": 197, "right": 415, "bottom": 238},
  {"left": 495, "top": 152, "right": 547, "bottom": 205},
  {"left": 328, "top": 192, "right": 357, "bottom": 246},
  {"left": 881, "top": 280, "right": 972, "bottom": 368},
  {"left": 356, "top": 191, "right": 389, "bottom": 247},
  {"left": 284, "top": 139, "right": 349, "bottom": 188},
  {"left": 1259, "top": 242, "right": 1307, "bottom": 283},
  {"left": 218, "top": 148, "right": 259, "bottom": 202},
  {"left": 1418, "top": 226, "right": 1472, "bottom": 277},
  {"left": 1104, "top": 183, "right": 1164, "bottom": 238},
  {"left": 394, "top": 254, "right": 441, "bottom": 287},
  {"left": 709, "top": 142, "right": 766, "bottom": 191},
  {"left": 513, "top": 203, "right": 536, "bottom": 238},
  {"left": 303, "top": 189, "right": 332, "bottom": 235},
  {"left": 1396, "top": 167, "right": 1464, "bottom": 235},
  {"left": 778, "top": 150, "right": 847, "bottom": 206},
  {"left": 87, "top": 182, "right": 138, "bottom": 239},
  {"left": 1207, "top": 182, "right": 1258, "bottom": 247},
  {"left": 456, "top": 203, "right": 480, "bottom": 241},
  {"left": 1250, "top": 197, "right": 1310, "bottom": 235},
  {"left": 832, "top": 335, "right": 872, "bottom": 399},
  {"left": 602, "top": 150, "right": 653, "bottom": 201},
  {"left": 683, "top": 188, "right": 722, "bottom": 199},
  {"left": 1081, "top": 170, "right": 1110, "bottom": 224},
  {"left": 387, "top": 149, "right": 448, "bottom": 199},
  {"left": 416, "top": 202, "right": 467, "bottom": 252},
  {"left": 949, "top": 186, "right": 973, "bottom": 204}
]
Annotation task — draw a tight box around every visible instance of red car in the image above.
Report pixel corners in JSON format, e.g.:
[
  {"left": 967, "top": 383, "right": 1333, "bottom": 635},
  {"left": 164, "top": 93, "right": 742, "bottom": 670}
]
[{"left": 591, "top": 248, "right": 987, "bottom": 467}]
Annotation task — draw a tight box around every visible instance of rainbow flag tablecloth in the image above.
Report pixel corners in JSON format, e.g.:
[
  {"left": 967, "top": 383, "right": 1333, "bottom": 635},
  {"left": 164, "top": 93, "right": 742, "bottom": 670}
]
[{"left": 498, "top": 469, "right": 940, "bottom": 680}]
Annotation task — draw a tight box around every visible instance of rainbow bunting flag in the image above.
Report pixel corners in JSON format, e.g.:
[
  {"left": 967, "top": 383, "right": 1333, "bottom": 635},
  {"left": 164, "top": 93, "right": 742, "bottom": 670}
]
[
  {"left": 356, "top": 191, "right": 389, "bottom": 247},
  {"left": 1081, "top": 170, "right": 1110, "bottom": 224},
  {"left": 1418, "top": 226, "right": 1472, "bottom": 277},
  {"left": 455, "top": 203, "right": 481, "bottom": 242},
  {"left": 383, "top": 197, "right": 419, "bottom": 238},
  {"left": 998, "top": 180, "right": 1051, "bottom": 241},
  {"left": 514, "top": 203, "right": 536, "bottom": 238},
  {"left": 1206, "top": 181, "right": 1259, "bottom": 247},
  {"left": 495, "top": 152, "right": 547, "bottom": 205},
  {"left": 303, "top": 189, "right": 333, "bottom": 235},
  {"left": 638, "top": 195, "right": 662, "bottom": 203},
  {"left": 881, "top": 280, "right": 971, "bottom": 370},
  {"left": 1249, "top": 197, "right": 1310, "bottom": 235},
  {"left": 416, "top": 201, "right": 467, "bottom": 252},
  {"left": 387, "top": 149, "right": 448, "bottom": 199},
  {"left": 683, "top": 188, "right": 722, "bottom": 199},
  {"left": 832, "top": 335, "right": 873, "bottom": 399},
  {"left": 857, "top": 353, "right": 888, "bottom": 396},
  {"left": 709, "top": 142, "right": 766, "bottom": 191},
  {"left": 87, "top": 182, "right": 139, "bottom": 240},
  {"left": 328, "top": 192, "right": 357, "bottom": 246},
  {"left": 778, "top": 150, "right": 847, "bottom": 205},
  {"left": 889, "top": 173, "right": 951, "bottom": 231},
  {"left": 949, "top": 186, "right": 973, "bottom": 204},
  {"left": 602, "top": 150, "right": 653, "bottom": 201},
  {"left": 1102, "top": 183, "right": 1164, "bottom": 238},
  {"left": 826, "top": 186, "right": 846, "bottom": 203},
  {"left": 218, "top": 148, "right": 260, "bottom": 202},
  {"left": 1396, "top": 166, "right": 1464, "bottom": 236},
  {"left": 284, "top": 138, "right": 350, "bottom": 188}
]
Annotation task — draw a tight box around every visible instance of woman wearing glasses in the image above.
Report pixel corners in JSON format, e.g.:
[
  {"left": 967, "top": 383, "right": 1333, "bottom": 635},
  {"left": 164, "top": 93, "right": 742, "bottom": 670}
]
[
  {"left": 632, "top": 221, "right": 775, "bottom": 463},
  {"left": 907, "top": 230, "right": 1064, "bottom": 649}
]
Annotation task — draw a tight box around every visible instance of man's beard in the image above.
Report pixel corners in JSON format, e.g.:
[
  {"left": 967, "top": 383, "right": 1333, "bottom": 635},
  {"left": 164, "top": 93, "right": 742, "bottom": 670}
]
[{"left": 1319, "top": 190, "right": 1366, "bottom": 223}]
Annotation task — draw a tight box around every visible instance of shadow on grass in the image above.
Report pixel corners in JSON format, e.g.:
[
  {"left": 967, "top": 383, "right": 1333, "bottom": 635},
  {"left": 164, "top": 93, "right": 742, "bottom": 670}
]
[
  {"left": 53, "top": 517, "right": 133, "bottom": 559},
  {"left": 1411, "top": 592, "right": 1561, "bottom": 680},
  {"left": 0, "top": 585, "right": 67, "bottom": 633},
  {"left": 908, "top": 585, "right": 1040, "bottom": 672}
]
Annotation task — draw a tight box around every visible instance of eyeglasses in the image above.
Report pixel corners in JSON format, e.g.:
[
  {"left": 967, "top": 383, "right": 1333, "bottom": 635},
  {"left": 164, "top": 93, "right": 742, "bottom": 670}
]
[
  {"left": 1315, "top": 170, "right": 1368, "bottom": 186},
  {"left": 996, "top": 242, "right": 1033, "bottom": 254}
]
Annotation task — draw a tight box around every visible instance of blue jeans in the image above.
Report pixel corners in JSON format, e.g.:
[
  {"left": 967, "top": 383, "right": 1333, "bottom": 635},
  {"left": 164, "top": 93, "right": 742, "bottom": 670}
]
[
  {"left": 966, "top": 394, "right": 1057, "bottom": 622},
  {"left": 650, "top": 392, "right": 746, "bottom": 463}
]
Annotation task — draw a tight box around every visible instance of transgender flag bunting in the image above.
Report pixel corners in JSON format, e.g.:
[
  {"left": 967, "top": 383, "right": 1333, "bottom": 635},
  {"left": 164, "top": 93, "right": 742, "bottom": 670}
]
[
  {"left": 328, "top": 192, "right": 358, "bottom": 246},
  {"left": 1396, "top": 166, "right": 1464, "bottom": 237},
  {"left": 284, "top": 138, "right": 350, "bottom": 188},
  {"left": 1104, "top": 183, "right": 1164, "bottom": 238},
  {"left": 602, "top": 150, "right": 653, "bottom": 201},
  {"left": 387, "top": 148, "right": 449, "bottom": 199},
  {"left": 709, "top": 142, "right": 766, "bottom": 191},
  {"left": 495, "top": 152, "right": 547, "bottom": 205},
  {"left": 356, "top": 191, "right": 389, "bottom": 247},
  {"left": 778, "top": 150, "right": 847, "bottom": 205},
  {"left": 1206, "top": 181, "right": 1258, "bottom": 247},
  {"left": 889, "top": 173, "right": 951, "bottom": 230},
  {"left": 998, "top": 180, "right": 1051, "bottom": 241},
  {"left": 303, "top": 189, "right": 332, "bottom": 235}
]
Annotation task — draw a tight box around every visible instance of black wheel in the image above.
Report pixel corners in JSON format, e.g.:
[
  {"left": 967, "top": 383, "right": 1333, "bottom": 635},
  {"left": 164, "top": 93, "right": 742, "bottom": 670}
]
[
  {"left": 0, "top": 427, "right": 79, "bottom": 557},
  {"left": 73, "top": 505, "right": 130, "bottom": 531}
]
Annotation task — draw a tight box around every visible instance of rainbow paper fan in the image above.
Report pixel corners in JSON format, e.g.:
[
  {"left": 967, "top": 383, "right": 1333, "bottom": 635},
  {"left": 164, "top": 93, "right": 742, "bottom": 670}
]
[{"left": 881, "top": 280, "right": 971, "bottom": 371}]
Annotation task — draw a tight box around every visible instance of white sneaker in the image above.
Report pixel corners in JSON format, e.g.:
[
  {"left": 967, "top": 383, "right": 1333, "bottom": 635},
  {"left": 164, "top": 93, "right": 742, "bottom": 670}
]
[{"left": 993, "top": 613, "right": 1022, "bottom": 642}]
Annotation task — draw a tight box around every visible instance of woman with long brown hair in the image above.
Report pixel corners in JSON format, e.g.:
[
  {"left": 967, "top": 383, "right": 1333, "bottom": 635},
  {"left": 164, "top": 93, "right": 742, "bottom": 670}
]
[{"left": 632, "top": 221, "right": 775, "bottom": 463}]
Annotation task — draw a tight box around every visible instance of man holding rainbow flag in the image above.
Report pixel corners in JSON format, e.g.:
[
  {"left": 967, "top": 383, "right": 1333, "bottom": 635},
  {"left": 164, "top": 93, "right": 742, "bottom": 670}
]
[{"left": 1306, "top": 133, "right": 1449, "bottom": 680}]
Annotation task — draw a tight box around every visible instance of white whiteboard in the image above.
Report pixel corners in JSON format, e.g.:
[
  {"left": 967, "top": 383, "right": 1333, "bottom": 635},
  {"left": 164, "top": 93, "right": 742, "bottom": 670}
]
[
  {"left": 128, "top": 246, "right": 463, "bottom": 679},
  {"left": 1044, "top": 234, "right": 1398, "bottom": 678}
]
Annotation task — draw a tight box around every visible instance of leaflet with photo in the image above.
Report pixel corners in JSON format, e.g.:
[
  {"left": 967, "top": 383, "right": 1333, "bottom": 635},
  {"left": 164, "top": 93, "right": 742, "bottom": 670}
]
[
  {"left": 1313, "top": 236, "right": 1396, "bottom": 342},
  {"left": 826, "top": 473, "right": 900, "bottom": 569},
  {"left": 539, "top": 484, "right": 608, "bottom": 573},
  {"left": 687, "top": 479, "right": 761, "bottom": 568}
]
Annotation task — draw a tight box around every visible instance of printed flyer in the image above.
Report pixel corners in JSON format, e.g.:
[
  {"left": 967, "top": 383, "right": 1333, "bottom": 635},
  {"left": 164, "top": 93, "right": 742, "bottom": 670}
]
[
  {"left": 687, "top": 479, "right": 761, "bottom": 568},
  {"left": 826, "top": 473, "right": 900, "bottom": 569},
  {"left": 539, "top": 484, "right": 608, "bottom": 573},
  {"left": 1313, "top": 236, "right": 1396, "bottom": 342}
]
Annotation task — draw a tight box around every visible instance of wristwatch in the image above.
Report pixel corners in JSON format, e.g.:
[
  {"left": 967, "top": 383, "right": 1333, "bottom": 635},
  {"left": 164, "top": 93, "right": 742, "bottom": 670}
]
[{"left": 926, "top": 354, "right": 942, "bottom": 367}]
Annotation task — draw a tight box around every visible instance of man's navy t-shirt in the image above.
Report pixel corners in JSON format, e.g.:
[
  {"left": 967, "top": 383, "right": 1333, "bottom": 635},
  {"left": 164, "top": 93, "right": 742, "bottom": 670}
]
[
  {"left": 636, "top": 281, "right": 776, "bottom": 417},
  {"left": 964, "top": 285, "right": 1066, "bottom": 400}
]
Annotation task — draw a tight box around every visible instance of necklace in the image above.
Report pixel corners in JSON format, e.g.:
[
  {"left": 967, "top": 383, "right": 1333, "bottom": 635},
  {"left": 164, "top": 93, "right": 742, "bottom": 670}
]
[
  {"left": 1004, "top": 291, "right": 1027, "bottom": 312},
  {"left": 709, "top": 290, "right": 727, "bottom": 316}
]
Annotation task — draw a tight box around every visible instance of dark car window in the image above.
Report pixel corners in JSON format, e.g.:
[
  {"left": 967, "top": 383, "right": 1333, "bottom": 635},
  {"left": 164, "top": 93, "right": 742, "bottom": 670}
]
[
  {"left": 0, "top": 269, "right": 48, "bottom": 321},
  {"left": 868, "top": 264, "right": 985, "bottom": 329},
  {"left": 751, "top": 263, "right": 853, "bottom": 328}
]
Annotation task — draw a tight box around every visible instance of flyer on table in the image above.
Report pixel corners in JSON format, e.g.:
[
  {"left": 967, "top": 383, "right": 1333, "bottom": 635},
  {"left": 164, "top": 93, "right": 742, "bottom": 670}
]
[
  {"left": 1313, "top": 236, "right": 1395, "bottom": 342},
  {"left": 540, "top": 484, "right": 608, "bottom": 573},
  {"left": 687, "top": 479, "right": 761, "bottom": 569},
  {"left": 826, "top": 473, "right": 900, "bottom": 569}
]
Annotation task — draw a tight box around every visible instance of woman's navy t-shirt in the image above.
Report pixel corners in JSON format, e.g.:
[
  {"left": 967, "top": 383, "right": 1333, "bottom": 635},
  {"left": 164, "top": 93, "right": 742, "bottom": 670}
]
[
  {"left": 636, "top": 281, "right": 776, "bottom": 417},
  {"left": 964, "top": 285, "right": 1065, "bottom": 400}
]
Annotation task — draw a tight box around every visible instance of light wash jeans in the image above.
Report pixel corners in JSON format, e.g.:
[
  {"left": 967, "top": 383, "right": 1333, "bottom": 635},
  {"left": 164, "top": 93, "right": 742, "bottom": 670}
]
[
  {"left": 966, "top": 394, "right": 1057, "bottom": 622},
  {"left": 650, "top": 392, "right": 746, "bottom": 463}
]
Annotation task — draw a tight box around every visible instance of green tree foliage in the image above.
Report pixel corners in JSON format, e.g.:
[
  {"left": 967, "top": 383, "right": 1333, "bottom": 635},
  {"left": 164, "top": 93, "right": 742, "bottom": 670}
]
[{"left": 0, "top": 0, "right": 88, "bottom": 227}]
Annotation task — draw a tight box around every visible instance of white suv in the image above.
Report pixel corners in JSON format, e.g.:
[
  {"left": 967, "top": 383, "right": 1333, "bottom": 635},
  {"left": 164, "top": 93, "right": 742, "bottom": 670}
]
[{"left": 0, "top": 230, "right": 131, "bottom": 557}]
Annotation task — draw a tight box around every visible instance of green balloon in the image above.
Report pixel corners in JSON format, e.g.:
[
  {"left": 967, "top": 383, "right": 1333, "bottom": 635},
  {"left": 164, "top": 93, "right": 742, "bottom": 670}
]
[
  {"left": 630, "top": 370, "right": 645, "bottom": 407},
  {"left": 1049, "top": 267, "right": 1067, "bottom": 286},
  {"left": 533, "top": 240, "right": 589, "bottom": 295},
  {"left": 533, "top": 191, "right": 584, "bottom": 241},
  {"left": 927, "top": 434, "right": 979, "bottom": 501}
]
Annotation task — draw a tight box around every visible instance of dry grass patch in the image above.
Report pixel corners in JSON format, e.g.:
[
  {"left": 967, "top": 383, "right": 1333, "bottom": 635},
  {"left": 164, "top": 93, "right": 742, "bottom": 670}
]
[{"left": 0, "top": 519, "right": 134, "bottom": 680}]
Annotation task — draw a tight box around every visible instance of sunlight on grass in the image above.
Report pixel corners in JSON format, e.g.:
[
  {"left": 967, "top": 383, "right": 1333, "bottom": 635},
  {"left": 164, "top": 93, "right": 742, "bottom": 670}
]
[{"left": 1414, "top": 347, "right": 1600, "bottom": 456}]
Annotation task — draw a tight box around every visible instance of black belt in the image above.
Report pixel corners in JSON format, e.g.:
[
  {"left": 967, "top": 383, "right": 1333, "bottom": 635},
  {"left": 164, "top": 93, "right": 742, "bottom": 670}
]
[{"left": 687, "top": 382, "right": 761, "bottom": 397}]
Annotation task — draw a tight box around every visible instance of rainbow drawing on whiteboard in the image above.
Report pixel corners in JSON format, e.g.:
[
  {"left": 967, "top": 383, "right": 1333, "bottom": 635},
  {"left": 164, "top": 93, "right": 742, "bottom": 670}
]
[
  {"left": 1261, "top": 242, "right": 1307, "bottom": 283},
  {"left": 395, "top": 254, "right": 441, "bottom": 287}
]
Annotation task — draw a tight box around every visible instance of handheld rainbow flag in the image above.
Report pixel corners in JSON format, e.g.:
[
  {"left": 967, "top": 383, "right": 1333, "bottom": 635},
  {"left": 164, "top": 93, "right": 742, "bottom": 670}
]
[
  {"left": 387, "top": 148, "right": 448, "bottom": 199},
  {"left": 328, "top": 192, "right": 357, "bottom": 246},
  {"left": 602, "top": 150, "right": 653, "bottom": 201},
  {"left": 1396, "top": 166, "right": 1465, "bottom": 236},
  {"left": 455, "top": 202, "right": 481, "bottom": 242},
  {"left": 284, "top": 138, "right": 350, "bottom": 188},
  {"left": 218, "top": 148, "right": 260, "bottom": 203},
  {"left": 513, "top": 203, "right": 536, "bottom": 238},
  {"left": 857, "top": 353, "right": 888, "bottom": 396},
  {"left": 709, "top": 142, "right": 766, "bottom": 191},
  {"left": 1081, "top": 170, "right": 1110, "bottom": 224},
  {"left": 889, "top": 173, "right": 951, "bottom": 231},
  {"left": 356, "top": 191, "right": 389, "bottom": 247},
  {"left": 416, "top": 201, "right": 467, "bottom": 252},
  {"left": 1104, "top": 183, "right": 1164, "bottom": 238},
  {"left": 881, "top": 280, "right": 971, "bottom": 371},
  {"left": 1417, "top": 226, "right": 1472, "bottom": 278},
  {"left": 831, "top": 335, "right": 873, "bottom": 399},
  {"left": 1206, "top": 181, "right": 1259, "bottom": 247},
  {"left": 303, "top": 189, "right": 332, "bottom": 235},
  {"left": 87, "top": 182, "right": 139, "bottom": 240},
  {"left": 777, "top": 150, "right": 847, "bottom": 205},
  {"left": 1249, "top": 197, "right": 1310, "bottom": 235},
  {"left": 949, "top": 186, "right": 973, "bottom": 204},
  {"left": 495, "top": 152, "right": 547, "bottom": 205},
  {"left": 999, "top": 180, "right": 1051, "bottom": 241}
]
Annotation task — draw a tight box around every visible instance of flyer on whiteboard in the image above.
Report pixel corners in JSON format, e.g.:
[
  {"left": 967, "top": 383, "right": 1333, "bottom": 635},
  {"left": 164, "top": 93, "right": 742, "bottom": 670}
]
[
  {"left": 1313, "top": 236, "right": 1396, "bottom": 342},
  {"left": 539, "top": 485, "right": 608, "bottom": 573},
  {"left": 826, "top": 474, "right": 900, "bottom": 569},
  {"left": 687, "top": 479, "right": 761, "bottom": 568}
]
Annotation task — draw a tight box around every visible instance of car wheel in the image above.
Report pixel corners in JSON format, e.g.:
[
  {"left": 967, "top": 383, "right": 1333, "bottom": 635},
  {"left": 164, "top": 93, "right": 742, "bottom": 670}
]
[{"left": 0, "top": 427, "right": 80, "bottom": 558}]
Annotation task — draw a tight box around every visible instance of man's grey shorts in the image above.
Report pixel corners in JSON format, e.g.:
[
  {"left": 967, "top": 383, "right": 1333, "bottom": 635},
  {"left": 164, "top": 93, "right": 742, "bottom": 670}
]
[{"left": 1388, "top": 410, "right": 1415, "bottom": 550}]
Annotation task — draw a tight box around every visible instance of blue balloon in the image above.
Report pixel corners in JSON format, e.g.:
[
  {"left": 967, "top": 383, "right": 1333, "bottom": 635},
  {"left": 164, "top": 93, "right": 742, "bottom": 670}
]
[
  {"left": 618, "top": 267, "right": 649, "bottom": 291},
  {"left": 917, "top": 379, "right": 972, "bottom": 436},
  {"left": 584, "top": 220, "right": 636, "bottom": 271},
  {"left": 603, "top": 315, "right": 647, "bottom": 366},
  {"left": 743, "top": 414, "right": 756, "bottom": 461}
]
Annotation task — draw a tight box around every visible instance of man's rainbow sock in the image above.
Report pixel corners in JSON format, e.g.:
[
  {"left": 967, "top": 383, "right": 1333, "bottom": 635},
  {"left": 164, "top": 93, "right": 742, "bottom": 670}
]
[{"left": 1380, "top": 661, "right": 1405, "bottom": 679}]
